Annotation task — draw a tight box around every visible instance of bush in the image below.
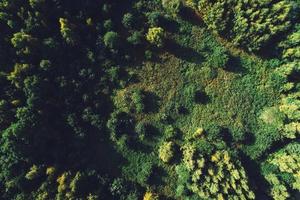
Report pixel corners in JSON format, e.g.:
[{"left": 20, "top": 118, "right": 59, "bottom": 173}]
[
  {"left": 131, "top": 89, "right": 145, "bottom": 113},
  {"left": 206, "top": 46, "right": 229, "bottom": 69},
  {"left": 135, "top": 122, "right": 146, "bottom": 141},
  {"left": 146, "top": 27, "right": 165, "bottom": 47},
  {"left": 104, "top": 31, "right": 120, "bottom": 49},
  {"left": 122, "top": 153, "right": 154, "bottom": 185}
]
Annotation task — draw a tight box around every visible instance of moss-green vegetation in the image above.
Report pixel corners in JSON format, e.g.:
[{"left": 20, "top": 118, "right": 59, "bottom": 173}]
[{"left": 0, "top": 0, "right": 299, "bottom": 199}]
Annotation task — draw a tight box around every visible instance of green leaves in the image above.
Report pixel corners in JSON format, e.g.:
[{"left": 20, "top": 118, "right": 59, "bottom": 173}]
[{"left": 104, "top": 31, "right": 120, "bottom": 49}]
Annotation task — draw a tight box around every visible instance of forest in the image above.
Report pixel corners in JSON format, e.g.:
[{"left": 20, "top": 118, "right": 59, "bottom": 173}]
[{"left": 0, "top": 0, "right": 300, "bottom": 199}]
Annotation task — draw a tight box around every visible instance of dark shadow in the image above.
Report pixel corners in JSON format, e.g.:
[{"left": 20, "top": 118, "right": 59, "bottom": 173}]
[
  {"left": 288, "top": 70, "right": 300, "bottom": 83},
  {"left": 177, "top": 105, "right": 189, "bottom": 115},
  {"left": 195, "top": 90, "right": 210, "bottom": 104},
  {"left": 241, "top": 132, "right": 255, "bottom": 145},
  {"left": 221, "top": 128, "right": 233, "bottom": 146},
  {"left": 160, "top": 114, "right": 175, "bottom": 125},
  {"left": 171, "top": 143, "right": 182, "bottom": 164},
  {"left": 95, "top": 137, "right": 126, "bottom": 176},
  {"left": 119, "top": 68, "right": 140, "bottom": 85},
  {"left": 145, "top": 124, "right": 161, "bottom": 138},
  {"left": 128, "top": 139, "right": 153, "bottom": 153},
  {"left": 148, "top": 166, "right": 167, "bottom": 187},
  {"left": 116, "top": 112, "right": 135, "bottom": 136},
  {"left": 261, "top": 138, "right": 299, "bottom": 160},
  {"left": 179, "top": 6, "right": 205, "bottom": 26},
  {"left": 239, "top": 152, "right": 272, "bottom": 200},
  {"left": 257, "top": 32, "right": 286, "bottom": 59},
  {"left": 144, "top": 91, "right": 160, "bottom": 113},
  {"left": 225, "top": 56, "right": 247, "bottom": 74},
  {"left": 165, "top": 40, "right": 204, "bottom": 64},
  {"left": 160, "top": 17, "right": 180, "bottom": 33}
]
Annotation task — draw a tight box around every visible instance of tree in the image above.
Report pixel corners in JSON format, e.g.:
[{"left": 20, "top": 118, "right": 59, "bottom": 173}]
[
  {"left": 146, "top": 11, "right": 161, "bottom": 27},
  {"left": 103, "top": 19, "right": 113, "bottom": 31},
  {"left": 233, "top": 0, "right": 293, "bottom": 51},
  {"left": 29, "top": 0, "right": 45, "bottom": 9},
  {"left": 8, "top": 63, "right": 32, "bottom": 88},
  {"left": 104, "top": 31, "right": 120, "bottom": 49},
  {"left": 175, "top": 135, "right": 255, "bottom": 200},
  {"left": 159, "top": 141, "right": 174, "bottom": 163},
  {"left": 127, "top": 31, "right": 143, "bottom": 45},
  {"left": 262, "top": 143, "right": 300, "bottom": 200},
  {"left": 122, "top": 13, "right": 134, "bottom": 29},
  {"left": 59, "top": 18, "right": 78, "bottom": 45},
  {"left": 197, "top": 0, "right": 234, "bottom": 35},
  {"left": 11, "top": 32, "right": 37, "bottom": 55},
  {"left": 195, "top": 0, "right": 295, "bottom": 52},
  {"left": 146, "top": 27, "right": 165, "bottom": 47},
  {"left": 143, "top": 191, "right": 159, "bottom": 200},
  {"left": 162, "top": 0, "right": 182, "bottom": 16}
]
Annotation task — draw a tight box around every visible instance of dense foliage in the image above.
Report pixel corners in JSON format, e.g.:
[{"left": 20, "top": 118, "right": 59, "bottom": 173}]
[{"left": 0, "top": 0, "right": 299, "bottom": 199}]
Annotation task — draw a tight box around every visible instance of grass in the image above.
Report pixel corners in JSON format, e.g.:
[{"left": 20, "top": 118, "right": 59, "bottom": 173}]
[{"left": 112, "top": 14, "right": 282, "bottom": 197}]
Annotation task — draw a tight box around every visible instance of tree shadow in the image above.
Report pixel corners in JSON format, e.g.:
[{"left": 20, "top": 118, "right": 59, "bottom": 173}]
[
  {"left": 225, "top": 56, "right": 248, "bottom": 74},
  {"left": 220, "top": 128, "right": 233, "bottom": 146},
  {"left": 128, "top": 139, "right": 153, "bottom": 153},
  {"left": 165, "top": 40, "right": 204, "bottom": 64},
  {"left": 195, "top": 90, "right": 210, "bottom": 104},
  {"left": 116, "top": 112, "right": 135, "bottom": 136},
  {"left": 179, "top": 6, "right": 205, "bottom": 26},
  {"left": 241, "top": 132, "right": 256, "bottom": 145},
  {"left": 239, "top": 152, "right": 272, "bottom": 200},
  {"left": 145, "top": 124, "right": 161, "bottom": 138},
  {"left": 144, "top": 91, "right": 160, "bottom": 113},
  {"left": 177, "top": 105, "right": 190, "bottom": 115},
  {"left": 160, "top": 17, "right": 181, "bottom": 33},
  {"left": 171, "top": 143, "right": 182, "bottom": 164},
  {"left": 288, "top": 70, "right": 300, "bottom": 83},
  {"left": 148, "top": 166, "right": 167, "bottom": 187}
]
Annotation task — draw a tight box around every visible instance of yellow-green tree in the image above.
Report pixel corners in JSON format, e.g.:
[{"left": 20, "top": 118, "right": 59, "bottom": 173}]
[
  {"left": 262, "top": 143, "right": 300, "bottom": 200},
  {"left": 159, "top": 141, "right": 174, "bottom": 163},
  {"left": 176, "top": 138, "right": 255, "bottom": 199},
  {"left": 146, "top": 27, "right": 165, "bottom": 47},
  {"left": 59, "top": 18, "right": 78, "bottom": 45}
]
